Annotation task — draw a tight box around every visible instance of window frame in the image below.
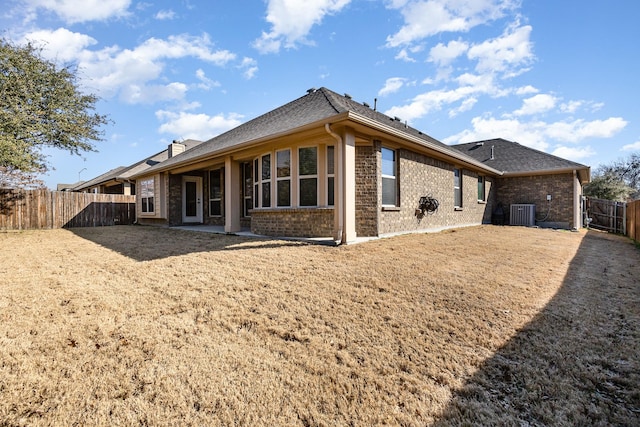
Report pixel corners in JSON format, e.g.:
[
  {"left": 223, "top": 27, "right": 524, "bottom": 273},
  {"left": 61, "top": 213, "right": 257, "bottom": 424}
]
[
  {"left": 454, "top": 168, "right": 462, "bottom": 209},
  {"left": 327, "top": 145, "right": 335, "bottom": 206},
  {"left": 298, "top": 146, "right": 318, "bottom": 207},
  {"left": 276, "top": 149, "right": 291, "bottom": 207},
  {"left": 208, "top": 168, "right": 224, "bottom": 217},
  {"left": 381, "top": 147, "right": 398, "bottom": 207},
  {"left": 260, "top": 153, "right": 271, "bottom": 208},
  {"left": 477, "top": 175, "right": 486, "bottom": 202},
  {"left": 140, "top": 178, "right": 155, "bottom": 214}
]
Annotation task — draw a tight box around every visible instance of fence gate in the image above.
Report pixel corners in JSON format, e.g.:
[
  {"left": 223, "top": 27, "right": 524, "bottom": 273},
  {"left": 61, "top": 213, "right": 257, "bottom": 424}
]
[{"left": 586, "top": 197, "right": 626, "bottom": 234}]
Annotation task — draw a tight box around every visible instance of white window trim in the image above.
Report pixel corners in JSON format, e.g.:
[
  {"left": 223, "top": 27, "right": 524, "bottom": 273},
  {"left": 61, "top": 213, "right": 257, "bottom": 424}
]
[
  {"left": 140, "top": 178, "right": 155, "bottom": 214},
  {"left": 381, "top": 147, "right": 397, "bottom": 207},
  {"left": 209, "top": 168, "right": 223, "bottom": 217},
  {"left": 477, "top": 175, "right": 486, "bottom": 203},
  {"left": 454, "top": 168, "right": 462, "bottom": 209},
  {"left": 327, "top": 145, "right": 335, "bottom": 206},
  {"left": 298, "top": 146, "right": 319, "bottom": 207},
  {"left": 276, "top": 149, "right": 291, "bottom": 208}
]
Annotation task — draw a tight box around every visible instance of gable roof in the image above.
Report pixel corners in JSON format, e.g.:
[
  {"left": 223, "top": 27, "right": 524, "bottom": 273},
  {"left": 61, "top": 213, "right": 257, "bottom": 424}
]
[
  {"left": 74, "top": 139, "right": 202, "bottom": 191},
  {"left": 452, "top": 138, "right": 590, "bottom": 182},
  {"left": 137, "top": 87, "right": 502, "bottom": 177}
]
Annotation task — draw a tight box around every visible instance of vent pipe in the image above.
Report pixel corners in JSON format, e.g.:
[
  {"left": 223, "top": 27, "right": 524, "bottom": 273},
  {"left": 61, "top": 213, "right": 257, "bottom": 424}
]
[{"left": 490, "top": 145, "right": 495, "bottom": 160}]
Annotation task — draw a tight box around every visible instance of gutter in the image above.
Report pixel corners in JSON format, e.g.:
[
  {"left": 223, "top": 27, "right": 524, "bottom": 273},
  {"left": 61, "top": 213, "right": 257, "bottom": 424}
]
[{"left": 345, "top": 111, "right": 504, "bottom": 176}]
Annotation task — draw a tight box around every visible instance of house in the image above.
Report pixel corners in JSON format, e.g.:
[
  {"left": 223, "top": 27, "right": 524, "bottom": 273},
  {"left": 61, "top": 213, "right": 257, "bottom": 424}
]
[
  {"left": 73, "top": 139, "right": 202, "bottom": 194},
  {"left": 131, "top": 87, "right": 590, "bottom": 243},
  {"left": 453, "top": 138, "right": 590, "bottom": 230}
]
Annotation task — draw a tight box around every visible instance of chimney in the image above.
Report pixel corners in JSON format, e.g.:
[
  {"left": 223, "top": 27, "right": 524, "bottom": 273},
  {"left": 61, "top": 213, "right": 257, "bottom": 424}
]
[{"left": 168, "top": 141, "right": 186, "bottom": 158}]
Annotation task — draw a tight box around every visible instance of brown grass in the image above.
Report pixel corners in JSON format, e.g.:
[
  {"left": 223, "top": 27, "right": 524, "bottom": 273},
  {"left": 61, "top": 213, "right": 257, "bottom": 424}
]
[{"left": 0, "top": 225, "right": 638, "bottom": 426}]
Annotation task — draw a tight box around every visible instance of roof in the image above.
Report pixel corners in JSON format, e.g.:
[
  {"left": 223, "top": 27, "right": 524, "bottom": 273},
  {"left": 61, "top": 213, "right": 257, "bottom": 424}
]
[
  {"left": 452, "top": 138, "right": 590, "bottom": 181},
  {"left": 137, "top": 87, "right": 501, "bottom": 176},
  {"left": 74, "top": 139, "right": 202, "bottom": 190}
]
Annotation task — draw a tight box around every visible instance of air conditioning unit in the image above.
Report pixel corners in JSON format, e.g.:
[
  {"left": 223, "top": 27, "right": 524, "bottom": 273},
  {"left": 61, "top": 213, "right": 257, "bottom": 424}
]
[{"left": 510, "top": 204, "right": 535, "bottom": 226}]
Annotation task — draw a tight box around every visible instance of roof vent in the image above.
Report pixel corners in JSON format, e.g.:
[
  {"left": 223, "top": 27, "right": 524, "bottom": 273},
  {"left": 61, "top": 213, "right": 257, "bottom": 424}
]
[
  {"left": 476, "top": 141, "right": 484, "bottom": 146},
  {"left": 306, "top": 88, "right": 316, "bottom": 94},
  {"left": 394, "top": 116, "right": 401, "bottom": 122},
  {"left": 363, "top": 102, "right": 370, "bottom": 108},
  {"left": 344, "top": 93, "right": 352, "bottom": 99}
]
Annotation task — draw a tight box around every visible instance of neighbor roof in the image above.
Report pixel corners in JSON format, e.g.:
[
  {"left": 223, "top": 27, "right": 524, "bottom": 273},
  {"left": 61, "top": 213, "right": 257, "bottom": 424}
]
[
  {"left": 137, "top": 87, "right": 501, "bottom": 177},
  {"left": 452, "top": 138, "right": 590, "bottom": 182},
  {"left": 74, "top": 139, "right": 202, "bottom": 190}
]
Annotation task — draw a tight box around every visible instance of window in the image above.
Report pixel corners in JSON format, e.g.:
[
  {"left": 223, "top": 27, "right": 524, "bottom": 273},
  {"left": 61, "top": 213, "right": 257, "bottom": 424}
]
[
  {"left": 454, "top": 168, "right": 462, "bottom": 208},
  {"left": 477, "top": 176, "right": 485, "bottom": 202},
  {"left": 261, "top": 154, "right": 271, "bottom": 208},
  {"left": 382, "top": 147, "right": 397, "bottom": 206},
  {"left": 140, "top": 178, "right": 154, "bottom": 213},
  {"left": 276, "top": 149, "right": 291, "bottom": 207},
  {"left": 209, "top": 168, "right": 223, "bottom": 216},
  {"left": 254, "top": 158, "right": 259, "bottom": 209},
  {"left": 299, "top": 147, "right": 318, "bottom": 206},
  {"left": 327, "top": 145, "right": 335, "bottom": 206},
  {"left": 242, "top": 162, "right": 252, "bottom": 217}
]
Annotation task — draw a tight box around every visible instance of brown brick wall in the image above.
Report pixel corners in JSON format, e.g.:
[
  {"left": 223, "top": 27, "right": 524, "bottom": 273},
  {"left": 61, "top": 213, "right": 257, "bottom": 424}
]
[
  {"left": 378, "top": 148, "right": 493, "bottom": 234},
  {"left": 495, "top": 173, "right": 575, "bottom": 227},
  {"left": 355, "top": 144, "right": 379, "bottom": 237},
  {"left": 251, "top": 208, "right": 334, "bottom": 238}
]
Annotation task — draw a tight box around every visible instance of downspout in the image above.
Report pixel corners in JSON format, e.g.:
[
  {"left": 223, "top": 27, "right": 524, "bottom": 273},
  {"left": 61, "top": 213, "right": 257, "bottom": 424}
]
[{"left": 325, "top": 123, "right": 344, "bottom": 244}]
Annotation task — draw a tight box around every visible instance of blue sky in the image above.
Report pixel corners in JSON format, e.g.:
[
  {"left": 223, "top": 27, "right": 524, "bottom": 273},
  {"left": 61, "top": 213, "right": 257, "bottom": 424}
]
[{"left": 2, "top": 0, "right": 638, "bottom": 188}]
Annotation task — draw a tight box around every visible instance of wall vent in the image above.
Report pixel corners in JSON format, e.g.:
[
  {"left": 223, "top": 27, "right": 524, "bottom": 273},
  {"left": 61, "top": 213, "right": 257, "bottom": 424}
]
[{"left": 510, "top": 204, "right": 535, "bottom": 226}]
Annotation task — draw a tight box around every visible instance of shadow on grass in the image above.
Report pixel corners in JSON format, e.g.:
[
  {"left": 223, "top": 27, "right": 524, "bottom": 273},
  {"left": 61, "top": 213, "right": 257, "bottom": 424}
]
[
  {"left": 69, "top": 225, "right": 313, "bottom": 262},
  {"left": 433, "top": 230, "right": 640, "bottom": 426}
]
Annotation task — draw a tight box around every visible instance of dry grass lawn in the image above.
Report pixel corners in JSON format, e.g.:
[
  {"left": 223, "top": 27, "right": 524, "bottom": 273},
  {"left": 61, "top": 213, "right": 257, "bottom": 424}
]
[{"left": 0, "top": 225, "right": 638, "bottom": 426}]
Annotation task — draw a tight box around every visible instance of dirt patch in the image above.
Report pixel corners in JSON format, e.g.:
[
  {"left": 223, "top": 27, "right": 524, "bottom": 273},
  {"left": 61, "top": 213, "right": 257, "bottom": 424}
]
[{"left": 0, "top": 225, "right": 638, "bottom": 425}]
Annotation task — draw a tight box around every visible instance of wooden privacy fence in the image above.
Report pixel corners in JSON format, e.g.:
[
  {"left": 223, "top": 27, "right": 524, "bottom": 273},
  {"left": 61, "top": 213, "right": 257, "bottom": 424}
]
[
  {"left": 586, "top": 198, "right": 626, "bottom": 234},
  {"left": 627, "top": 199, "right": 640, "bottom": 243},
  {"left": 0, "top": 189, "right": 136, "bottom": 230}
]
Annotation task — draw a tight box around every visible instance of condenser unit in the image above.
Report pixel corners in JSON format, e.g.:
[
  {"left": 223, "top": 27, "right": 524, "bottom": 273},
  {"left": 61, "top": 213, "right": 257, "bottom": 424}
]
[{"left": 510, "top": 204, "right": 535, "bottom": 226}]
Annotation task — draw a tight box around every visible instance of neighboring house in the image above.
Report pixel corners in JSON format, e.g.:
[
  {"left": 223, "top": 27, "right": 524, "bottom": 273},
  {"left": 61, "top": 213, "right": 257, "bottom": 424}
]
[
  {"left": 73, "top": 139, "right": 202, "bottom": 195},
  {"left": 453, "top": 139, "right": 590, "bottom": 230},
  {"left": 131, "top": 87, "right": 590, "bottom": 243}
]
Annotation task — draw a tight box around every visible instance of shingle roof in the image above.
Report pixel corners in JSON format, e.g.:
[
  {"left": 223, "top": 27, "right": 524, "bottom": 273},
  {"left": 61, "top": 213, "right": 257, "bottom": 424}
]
[
  {"left": 74, "top": 139, "right": 202, "bottom": 190},
  {"left": 452, "top": 138, "right": 590, "bottom": 175},
  {"left": 139, "top": 87, "right": 495, "bottom": 176}
]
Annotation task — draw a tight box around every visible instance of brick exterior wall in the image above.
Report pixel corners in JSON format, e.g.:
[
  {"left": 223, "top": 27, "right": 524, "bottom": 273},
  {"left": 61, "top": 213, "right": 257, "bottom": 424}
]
[
  {"left": 355, "top": 144, "right": 379, "bottom": 237},
  {"left": 168, "top": 174, "right": 183, "bottom": 226},
  {"left": 495, "top": 173, "right": 575, "bottom": 228},
  {"left": 377, "top": 148, "right": 494, "bottom": 235},
  {"left": 251, "top": 208, "right": 334, "bottom": 237}
]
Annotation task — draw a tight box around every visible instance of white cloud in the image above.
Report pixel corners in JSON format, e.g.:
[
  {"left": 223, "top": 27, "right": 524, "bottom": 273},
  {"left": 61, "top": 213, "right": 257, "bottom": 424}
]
[
  {"left": 22, "top": 27, "right": 97, "bottom": 62},
  {"left": 23, "top": 30, "right": 236, "bottom": 104},
  {"left": 449, "top": 97, "right": 477, "bottom": 117},
  {"left": 194, "top": 69, "right": 220, "bottom": 91},
  {"left": 467, "top": 24, "right": 534, "bottom": 76},
  {"left": 444, "top": 115, "right": 628, "bottom": 155},
  {"left": 239, "top": 57, "right": 259, "bottom": 79},
  {"left": 155, "top": 9, "right": 176, "bottom": 20},
  {"left": 551, "top": 145, "right": 595, "bottom": 160},
  {"left": 386, "top": 0, "right": 517, "bottom": 47},
  {"left": 428, "top": 39, "right": 468, "bottom": 66},
  {"left": 156, "top": 110, "right": 244, "bottom": 141},
  {"left": 379, "top": 77, "right": 407, "bottom": 97},
  {"left": 513, "top": 94, "right": 557, "bottom": 116},
  {"left": 25, "top": 0, "right": 131, "bottom": 24},
  {"left": 545, "top": 117, "right": 628, "bottom": 142},
  {"left": 622, "top": 140, "right": 640, "bottom": 151},
  {"left": 120, "top": 82, "right": 188, "bottom": 104},
  {"left": 515, "top": 85, "right": 538, "bottom": 95},
  {"left": 253, "top": 0, "right": 352, "bottom": 54},
  {"left": 395, "top": 48, "right": 416, "bottom": 62},
  {"left": 385, "top": 72, "right": 501, "bottom": 123}
]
